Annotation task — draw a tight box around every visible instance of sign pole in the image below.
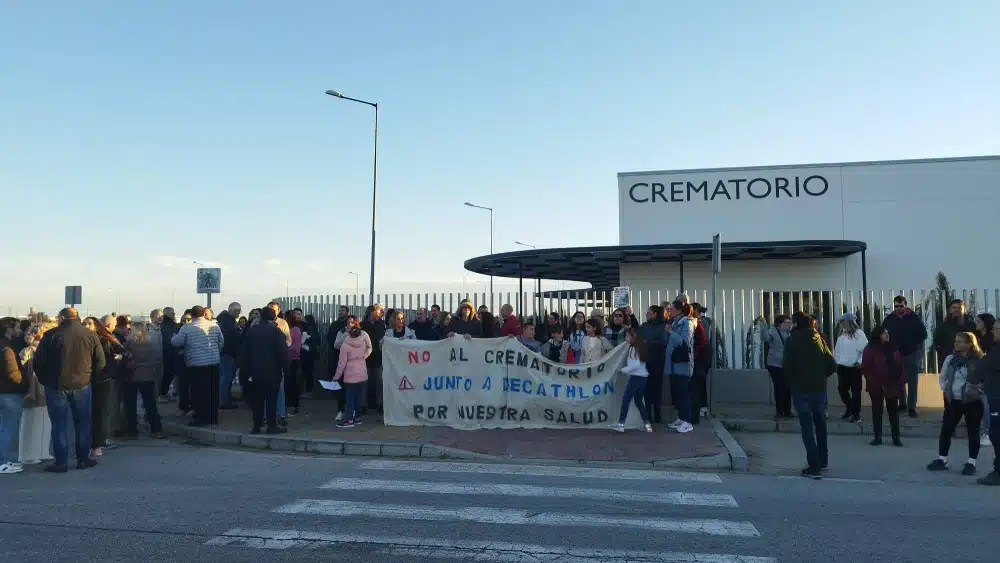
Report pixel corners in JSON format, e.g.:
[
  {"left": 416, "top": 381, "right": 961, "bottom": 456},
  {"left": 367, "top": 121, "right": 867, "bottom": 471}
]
[{"left": 708, "top": 233, "right": 722, "bottom": 413}]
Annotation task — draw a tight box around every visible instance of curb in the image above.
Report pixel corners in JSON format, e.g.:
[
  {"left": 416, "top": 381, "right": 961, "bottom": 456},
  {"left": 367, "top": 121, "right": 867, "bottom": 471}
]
[
  {"left": 717, "top": 417, "right": 965, "bottom": 439},
  {"left": 710, "top": 419, "right": 750, "bottom": 472},
  {"left": 151, "top": 419, "right": 735, "bottom": 471}
]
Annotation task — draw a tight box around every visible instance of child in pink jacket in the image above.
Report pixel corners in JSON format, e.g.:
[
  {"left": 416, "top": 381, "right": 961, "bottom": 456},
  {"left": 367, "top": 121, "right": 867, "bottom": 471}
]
[{"left": 334, "top": 327, "right": 372, "bottom": 427}]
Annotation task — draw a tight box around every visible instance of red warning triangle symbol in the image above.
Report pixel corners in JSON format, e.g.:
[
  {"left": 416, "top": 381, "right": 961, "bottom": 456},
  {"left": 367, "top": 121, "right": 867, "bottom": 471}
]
[{"left": 398, "top": 376, "right": 416, "bottom": 391}]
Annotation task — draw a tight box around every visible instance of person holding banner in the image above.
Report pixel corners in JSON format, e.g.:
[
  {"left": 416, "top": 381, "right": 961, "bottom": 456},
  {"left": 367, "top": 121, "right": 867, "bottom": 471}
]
[
  {"left": 581, "top": 319, "right": 614, "bottom": 363},
  {"left": 447, "top": 300, "right": 482, "bottom": 338},
  {"left": 614, "top": 328, "right": 654, "bottom": 433}
]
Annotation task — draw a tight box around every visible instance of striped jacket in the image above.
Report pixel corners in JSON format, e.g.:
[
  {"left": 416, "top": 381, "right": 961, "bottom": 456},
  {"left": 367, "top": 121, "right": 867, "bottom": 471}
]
[{"left": 171, "top": 318, "right": 224, "bottom": 367}]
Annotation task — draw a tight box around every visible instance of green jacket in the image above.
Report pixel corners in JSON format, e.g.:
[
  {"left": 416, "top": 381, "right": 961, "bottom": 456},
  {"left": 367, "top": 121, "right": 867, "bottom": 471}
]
[{"left": 782, "top": 328, "right": 835, "bottom": 394}]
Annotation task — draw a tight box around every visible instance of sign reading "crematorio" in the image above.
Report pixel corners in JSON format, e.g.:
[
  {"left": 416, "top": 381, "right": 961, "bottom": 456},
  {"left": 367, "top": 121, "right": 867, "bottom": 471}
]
[
  {"left": 627, "top": 174, "right": 829, "bottom": 204},
  {"left": 381, "top": 336, "right": 642, "bottom": 430}
]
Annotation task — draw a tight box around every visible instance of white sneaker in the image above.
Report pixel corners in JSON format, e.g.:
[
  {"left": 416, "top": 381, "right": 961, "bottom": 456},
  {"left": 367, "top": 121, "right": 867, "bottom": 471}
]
[
  {"left": 981, "top": 434, "right": 992, "bottom": 447},
  {"left": 643, "top": 423, "right": 653, "bottom": 433},
  {"left": 0, "top": 462, "right": 24, "bottom": 474},
  {"left": 612, "top": 423, "right": 625, "bottom": 433},
  {"left": 668, "top": 418, "right": 683, "bottom": 429},
  {"left": 676, "top": 422, "right": 694, "bottom": 433},
  {"left": 335, "top": 411, "right": 344, "bottom": 422}
]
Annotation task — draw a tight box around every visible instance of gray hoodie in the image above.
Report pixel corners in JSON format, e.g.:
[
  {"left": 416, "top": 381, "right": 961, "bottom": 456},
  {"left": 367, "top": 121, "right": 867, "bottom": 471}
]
[{"left": 762, "top": 325, "right": 789, "bottom": 368}]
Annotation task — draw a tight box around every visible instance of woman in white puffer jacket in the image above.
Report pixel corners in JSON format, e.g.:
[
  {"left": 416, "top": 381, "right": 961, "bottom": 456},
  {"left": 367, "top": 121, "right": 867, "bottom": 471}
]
[{"left": 834, "top": 313, "right": 868, "bottom": 423}]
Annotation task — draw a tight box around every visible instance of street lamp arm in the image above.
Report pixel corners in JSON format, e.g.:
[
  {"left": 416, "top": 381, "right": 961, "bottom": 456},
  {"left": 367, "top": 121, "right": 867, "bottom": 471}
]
[{"left": 325, "top": 90, "right": 376, "bottom": 108}]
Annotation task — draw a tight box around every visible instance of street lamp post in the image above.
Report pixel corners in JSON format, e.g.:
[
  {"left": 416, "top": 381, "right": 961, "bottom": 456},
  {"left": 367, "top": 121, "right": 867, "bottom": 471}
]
[
  {"left": 347, "top": 271, "right": 360, "bottom": 298},
  {"left": 325, "top": 89, "right": 378, "bottom": 306},
  {"left": 464, "top": 202, "right": 494, "bottom": 309},
  {"left": 514, "top": 240, "right": 542, "bottom": 317}
]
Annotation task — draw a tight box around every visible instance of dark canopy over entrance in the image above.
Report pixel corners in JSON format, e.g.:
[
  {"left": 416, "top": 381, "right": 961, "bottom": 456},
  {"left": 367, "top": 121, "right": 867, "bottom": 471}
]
[{"left": 463, "top": 240, "right": 869, "bottom": 293}]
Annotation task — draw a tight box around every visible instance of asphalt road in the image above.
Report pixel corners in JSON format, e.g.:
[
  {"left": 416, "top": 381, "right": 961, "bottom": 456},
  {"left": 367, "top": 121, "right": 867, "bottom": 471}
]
[{"left": 1, "top": 439, "right": 997, "bottom": 563}]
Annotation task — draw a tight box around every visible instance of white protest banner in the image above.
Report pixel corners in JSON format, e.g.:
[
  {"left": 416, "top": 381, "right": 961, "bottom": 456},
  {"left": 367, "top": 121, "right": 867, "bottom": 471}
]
[{"left": 382, "top": 336, "right": 644, "bottom": 430}]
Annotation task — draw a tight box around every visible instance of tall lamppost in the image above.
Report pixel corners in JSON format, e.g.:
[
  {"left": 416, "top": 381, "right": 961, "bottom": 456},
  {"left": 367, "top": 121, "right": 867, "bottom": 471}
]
[
  {"left": 325, "top": 89, "right": 378, "bottom": 305},
  {"left": 464, "top": 201, "right": 494, "bottom": 309},
  {"left": 347, "top": 271, "right": 360, "bottom": 298},
  {"left": 514, "top": 240, "right": 542, "bottom": 316}
]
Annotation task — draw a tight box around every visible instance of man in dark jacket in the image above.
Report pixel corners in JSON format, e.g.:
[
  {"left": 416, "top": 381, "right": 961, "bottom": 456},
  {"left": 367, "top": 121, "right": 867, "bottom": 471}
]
[
  {"left": 408, "top": 307, "right": 436, "bottom": 341},
  {"left": 216, "top": 302, "right": 242, "bottom": 409},
  {"left": 34, "top": 307, "right": 105, "bottom": 473},
  {"left": 971, "top": 321, "right": 1000, "bottom": 486},
  {"left": 360, "top": 304, "right": 387, "bottom": 413},
  {"left": 159, "top": 307, "right": 180, "bottom": 401},
  {"left": 932, "top": 299, "right": 977, "bottom": 370},
  {"left": 881, "top": 295, "right": 928, "bottom": 417},
  {"left": 240, "top": 307, "right": 288, "bottom": 435},
  {"left": 638, "top": 305, "right": 668, "bottom": 424},
  {"left": 783, "top": 311, "right": 836, "bottom": 479}
]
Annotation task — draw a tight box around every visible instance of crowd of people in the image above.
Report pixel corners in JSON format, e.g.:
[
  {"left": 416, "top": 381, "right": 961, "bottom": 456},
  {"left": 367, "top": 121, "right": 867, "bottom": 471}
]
[{"left": 760, "top": 295, "right": 1000, "bottom": 485}]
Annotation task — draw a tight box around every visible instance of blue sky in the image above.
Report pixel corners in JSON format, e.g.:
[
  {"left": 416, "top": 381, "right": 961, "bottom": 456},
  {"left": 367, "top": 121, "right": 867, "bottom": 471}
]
[{"left": 2, "top": 0, "right": 997, "bottom": 315}]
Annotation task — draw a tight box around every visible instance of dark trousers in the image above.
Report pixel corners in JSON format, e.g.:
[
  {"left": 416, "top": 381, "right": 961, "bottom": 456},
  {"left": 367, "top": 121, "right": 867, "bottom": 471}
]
[
  {"left": 988, "top": 394, "right": 1000, "bottom": 474},
  {"left": 618, "top": 375, "right": 649, "bottom": 424},
  {"left": 239, "top": 364, "right": 252, "bottom": 405},
  {"left": 125, "top": 381, "right": 162, "bottom": 434},
  {"left": 344, "top": 382, "right": 364, "bottom": 420},
  {"left": 285, "top": 359, "right": 300, "bottom": 408},
  {"left": 45, "top": 386, "right": 92, "bottom": 466},
  {"left": 940, "top": 399, "right": 984, "bottom": 459},
  {"left": 177, "top": 363, "right": 191, "bottom": 413},
  {"left": 251, "top": 378, "right": 281, "bottom": 430},
  {"left": 690, "top": 359, "right": 709, "bottom": 423},
  {"left": 793, "top": 392, "right": 829, "bottom": 470},
  {"left": 870, "top": 393, "right": 900, "bottom": 440},
  {"left": 837, "top": 365, "right": 863, "bottom": 417},
  {"left": 898, "top": 351, "right": 920, "bottom": 412},
  {"left": 645, "top": 347, "right": 665, "bottom": 423},
  {"left": 365, "top": 365, "right": 382, "bottom": 410},
  {"left": 90, "top": 379, "right": 113, "bottom": 447},
  {"left": 302, "top": 353, "right": 316, "bottom": 393},
  {"left": 188, "top": 365, "right": 220, "bottom": 425},
  {"left": 767, "top": 366, "right": 792, "bottom": 417},
  {"left": 160, "top": 354, "right": 175, "bottom": 396},
  {"left": 671, "top": 374, "right": 693, "bottom": 423}
]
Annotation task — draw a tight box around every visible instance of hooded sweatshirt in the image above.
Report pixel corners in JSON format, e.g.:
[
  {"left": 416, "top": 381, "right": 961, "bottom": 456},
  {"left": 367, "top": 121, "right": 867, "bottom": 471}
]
[{"left": 782, "top": 328, "right": 836, "bottom": 394}]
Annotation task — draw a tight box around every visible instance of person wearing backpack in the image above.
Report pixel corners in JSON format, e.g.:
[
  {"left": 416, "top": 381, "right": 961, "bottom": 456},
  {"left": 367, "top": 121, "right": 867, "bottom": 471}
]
[{"left": 783, "top": 311, "right": 837, "bottom": 480}]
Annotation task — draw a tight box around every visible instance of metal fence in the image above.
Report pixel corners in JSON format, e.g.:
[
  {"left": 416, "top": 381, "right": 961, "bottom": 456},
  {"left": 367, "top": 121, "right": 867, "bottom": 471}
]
[{"left": 278, "top": 287, "right": 999, "bottom": 374}]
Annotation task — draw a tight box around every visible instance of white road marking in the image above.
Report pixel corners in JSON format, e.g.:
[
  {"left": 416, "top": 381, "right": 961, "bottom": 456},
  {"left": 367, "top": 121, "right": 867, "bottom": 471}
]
[
  {"left": 320, "top": 477, "right": 739, "bottom": 507},
  {"left": 275, "top": 500, "right": 761, "bottom": 537},
  {"left": 358, "top": 460, "right": 723, "bottom": 483},
  {"left": 207, "top": 528, "right": 777, "bottom": 562}
]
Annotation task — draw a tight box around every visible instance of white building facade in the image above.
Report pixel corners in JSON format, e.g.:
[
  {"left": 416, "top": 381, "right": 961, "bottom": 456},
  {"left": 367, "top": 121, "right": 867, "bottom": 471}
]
[{"left": 617, "top": 155, "right": 1000, "bottom": 294}]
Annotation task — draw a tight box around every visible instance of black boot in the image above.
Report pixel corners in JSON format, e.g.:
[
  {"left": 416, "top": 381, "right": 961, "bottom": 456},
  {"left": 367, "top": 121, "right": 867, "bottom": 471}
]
[
  {"left": 889, "top": 410, "right": 902, "bottom": 446},
  {"left": 870, "top": 434, "right": 883, "bottom": 446}
]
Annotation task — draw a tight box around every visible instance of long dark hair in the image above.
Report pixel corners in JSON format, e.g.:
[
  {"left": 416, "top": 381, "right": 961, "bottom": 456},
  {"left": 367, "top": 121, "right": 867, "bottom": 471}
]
[
  {"left": 92, "top": 319, "right": 120, "bottom": 346},
  {"left": 627, "top": 327, "right": 648, "bottom": 362},
  {"left": 870, "top": 325, "right": 896, "bottom": 374}
]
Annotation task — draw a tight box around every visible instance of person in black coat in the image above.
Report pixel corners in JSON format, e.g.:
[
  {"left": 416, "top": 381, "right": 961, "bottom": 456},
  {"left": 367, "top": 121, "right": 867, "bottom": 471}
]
[
  {"left": 240, "top": 307, "right": 288, "bottom": 435},
  {"left": 360, "top": 304, "right": 387, "bottom": 413}
]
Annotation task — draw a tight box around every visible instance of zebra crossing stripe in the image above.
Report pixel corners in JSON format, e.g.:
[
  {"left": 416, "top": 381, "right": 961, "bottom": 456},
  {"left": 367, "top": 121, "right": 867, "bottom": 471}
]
[
  {"left": 358, "top": 460, "right": 723, "bottom": 483},
  {"left": 275, "top": 499, "right": 761, "bottom": 537},
  {"left": 320, "top": 477, "right": 739, "bottom": 507},
  {"left": 207, "top": 528, "right": 777, "bottom": 562}
]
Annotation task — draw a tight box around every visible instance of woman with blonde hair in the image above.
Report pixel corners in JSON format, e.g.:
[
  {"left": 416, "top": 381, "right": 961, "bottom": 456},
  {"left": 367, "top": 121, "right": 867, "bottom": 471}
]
[
  {"left": 928, "top": 331, "right": 986, "bottom": 476},
  {"left": 18, "top": 319, "right": 58, "bottom": 465},
  {"left": 124, "top": 323, "right": 164, "bottom": 438}
]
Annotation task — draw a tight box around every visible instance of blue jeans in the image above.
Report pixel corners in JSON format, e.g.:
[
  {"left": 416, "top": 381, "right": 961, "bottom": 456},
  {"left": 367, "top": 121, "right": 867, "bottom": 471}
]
[
  {"left": 344, "top": 382, "right": 364, "bottom": 421},
  {"left": 671, "top": 374, "right": 693, "bottom": 423},
  {"left": 618, "top": 376, "right": 649, "bottom": 424},
  {"left": 46, "top": 385, "right": 92, "bottom": 466},
  {"left": 0, "top": 394, "right": 25, "bottom": 464},
  {"left": 219, "top": 356, "right": 237, "bottom": 406},
  {"left": 793, "top": 392, "right": 829, "bottom": 470}
]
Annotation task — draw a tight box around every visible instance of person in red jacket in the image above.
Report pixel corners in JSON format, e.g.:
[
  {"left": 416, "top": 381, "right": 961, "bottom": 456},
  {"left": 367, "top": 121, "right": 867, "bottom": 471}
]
[
  {"left": 499, "top": 304, "right": 521, "bottom": 337},
  {"left": 862, "top": 326, "right": 906, "bottom": 447}
]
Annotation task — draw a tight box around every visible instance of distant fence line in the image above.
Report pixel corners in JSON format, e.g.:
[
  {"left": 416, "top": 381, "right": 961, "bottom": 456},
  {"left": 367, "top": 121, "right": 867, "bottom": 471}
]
[{"left": 278, "top": 288, "right": 1000, "bottom": 374}]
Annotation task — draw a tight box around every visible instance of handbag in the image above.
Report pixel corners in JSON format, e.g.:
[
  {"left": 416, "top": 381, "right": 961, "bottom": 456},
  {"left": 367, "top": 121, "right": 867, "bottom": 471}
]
[
  {"left": 962, "top": 382, "right": 984, "bottom": 403},
  {"left": 671, "top": 342, "right": 691, "bottom": 364}
]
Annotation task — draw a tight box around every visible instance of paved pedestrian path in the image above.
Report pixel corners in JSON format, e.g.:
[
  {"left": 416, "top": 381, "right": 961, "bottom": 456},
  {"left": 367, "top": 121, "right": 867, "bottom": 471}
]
[
  {"left": 156, "top": 397, "right": 730, "bottom": 466},
  {"left": 204, "top": 458, "right": 776, "bottom": 562}
]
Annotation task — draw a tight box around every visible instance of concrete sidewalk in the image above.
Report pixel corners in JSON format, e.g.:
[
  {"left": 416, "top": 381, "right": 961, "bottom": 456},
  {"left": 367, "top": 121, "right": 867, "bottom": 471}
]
[
  {"left": 715, "top": 403, "right": 974, "bottom": 438},
  {"left": 734, "top": 431, "right": 998, "bottom": 484},
  {"left": 149, "top": 397, "right": 743, "bottom": 470}
]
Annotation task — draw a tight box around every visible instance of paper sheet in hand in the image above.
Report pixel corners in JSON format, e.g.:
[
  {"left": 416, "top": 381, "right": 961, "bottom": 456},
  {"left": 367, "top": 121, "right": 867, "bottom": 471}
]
[{"left": 319, "top": 380, "right": 342, "bottom": 391}]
